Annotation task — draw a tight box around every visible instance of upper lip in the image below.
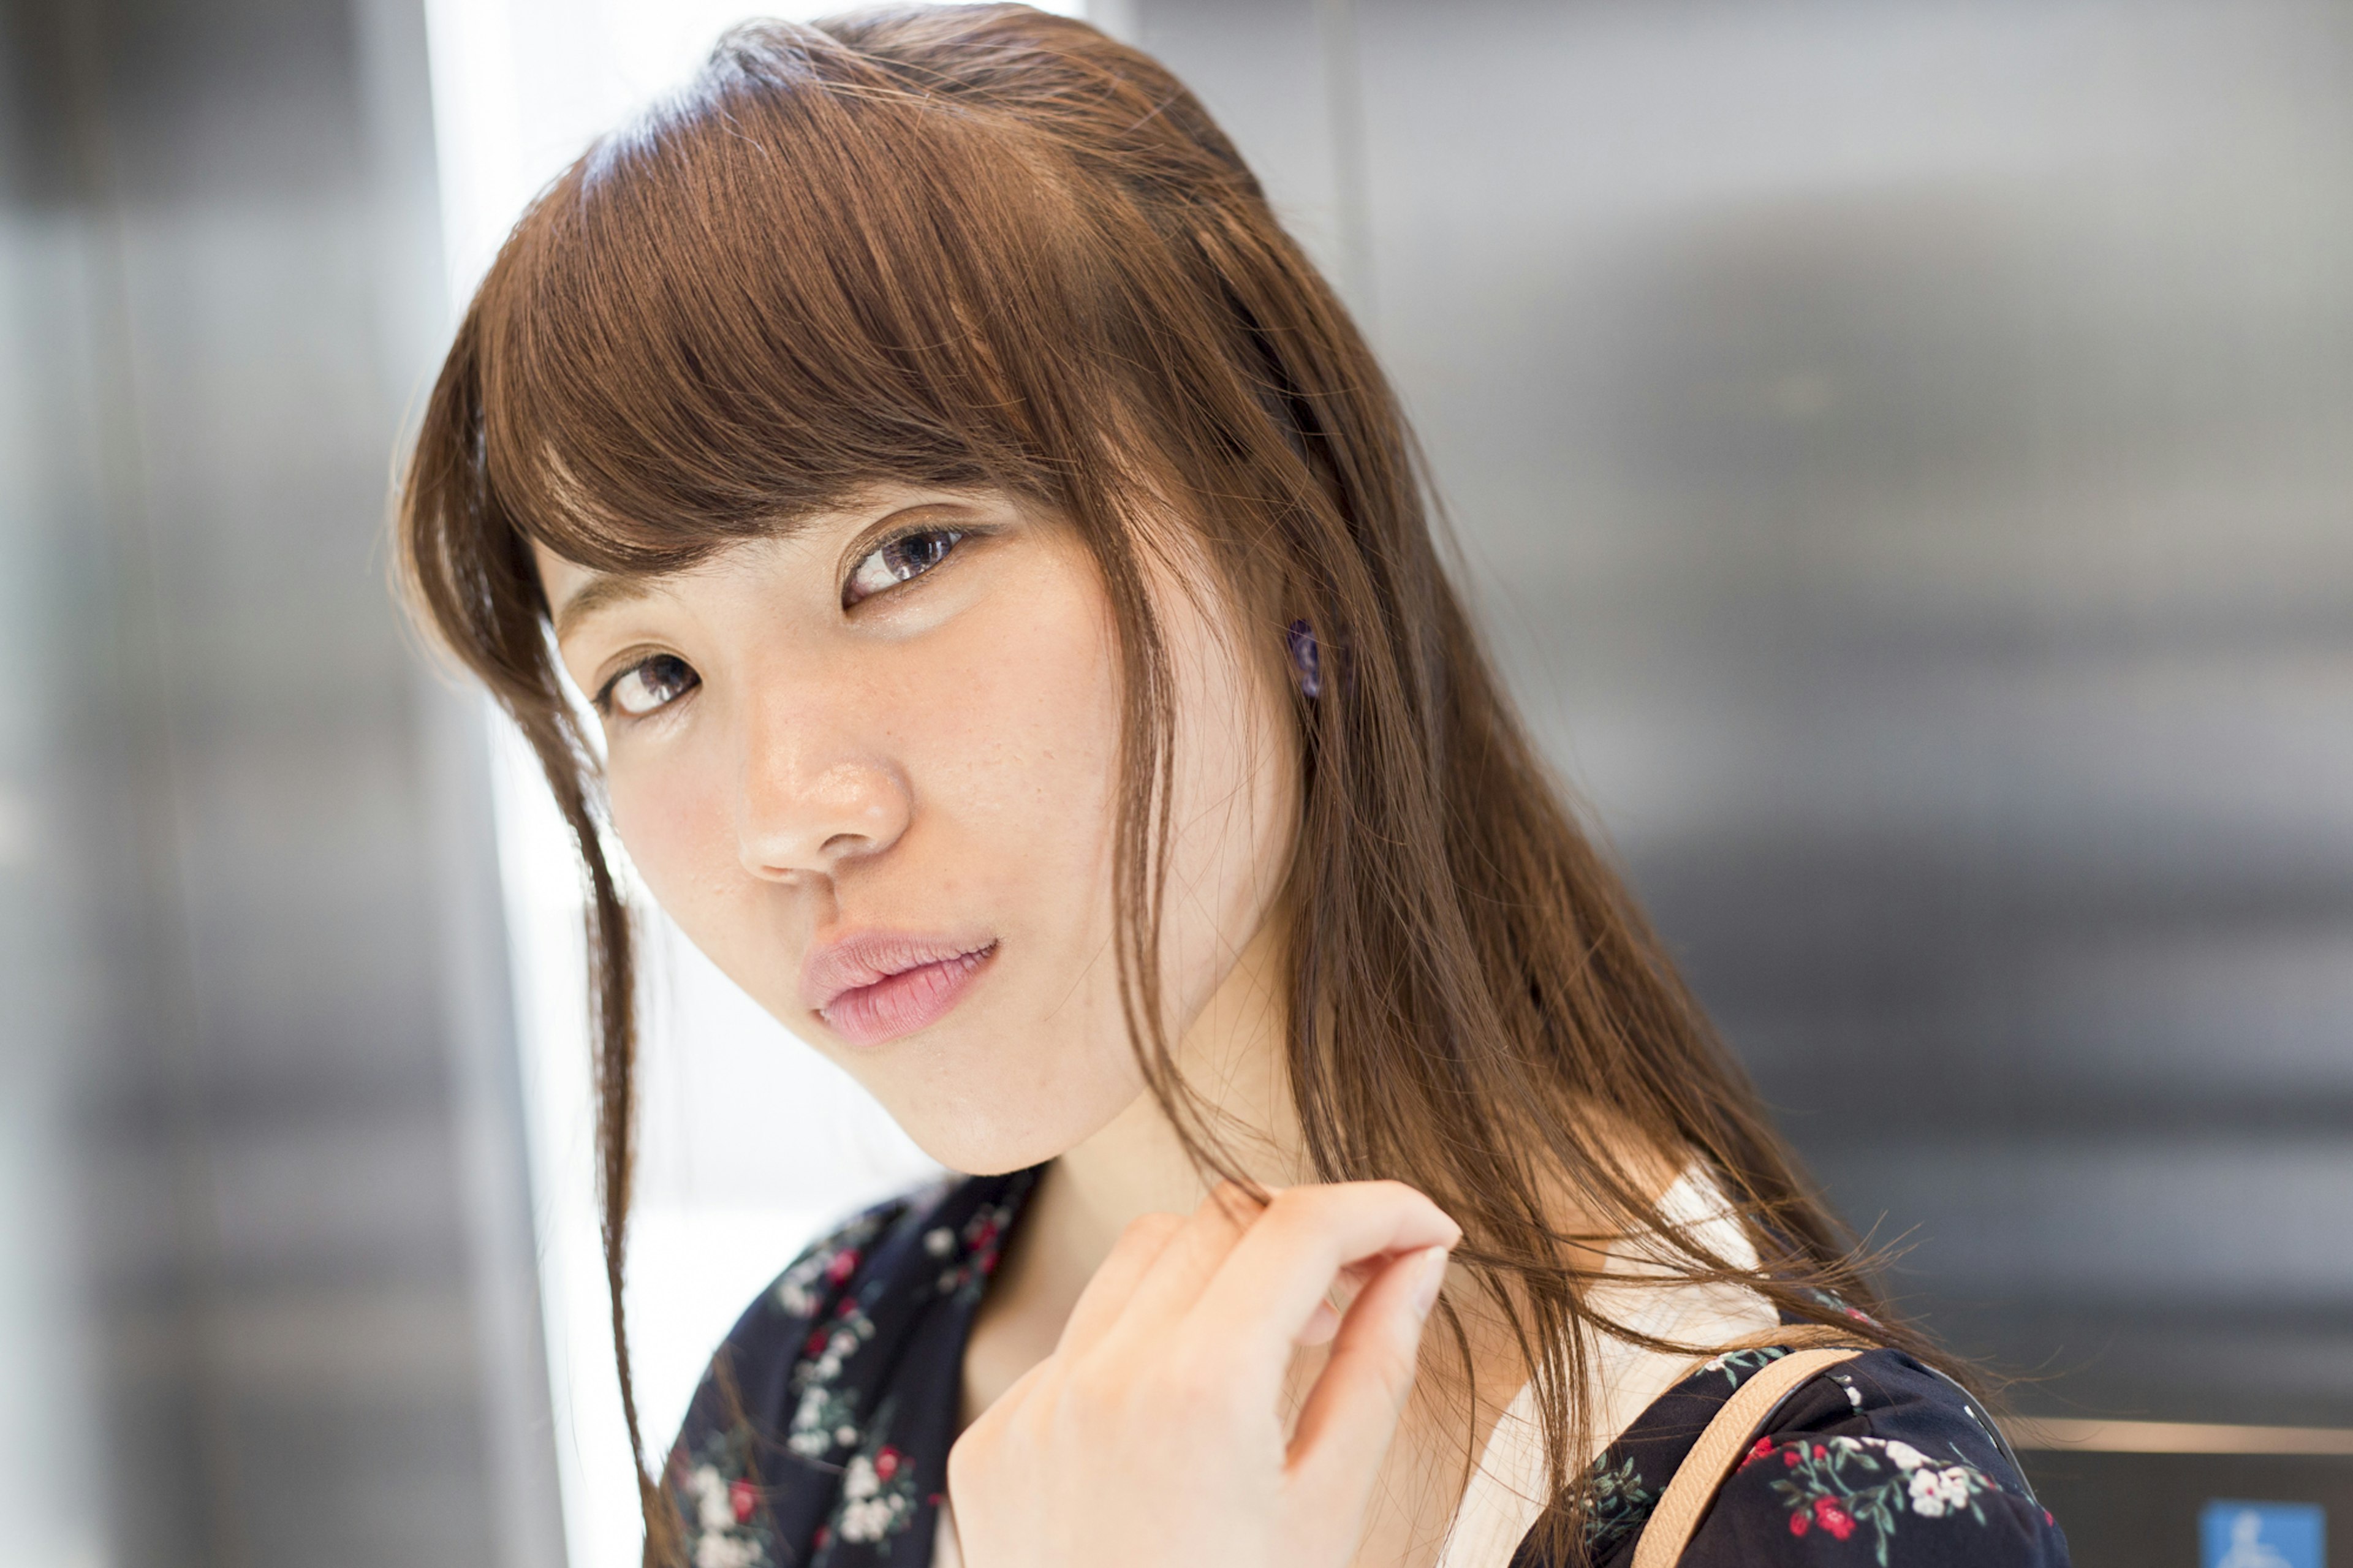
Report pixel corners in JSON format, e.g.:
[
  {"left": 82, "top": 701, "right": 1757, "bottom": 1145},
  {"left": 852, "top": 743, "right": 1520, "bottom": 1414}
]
[{"left": 800, "top": 929, "right": 998, "bottom": 1017}]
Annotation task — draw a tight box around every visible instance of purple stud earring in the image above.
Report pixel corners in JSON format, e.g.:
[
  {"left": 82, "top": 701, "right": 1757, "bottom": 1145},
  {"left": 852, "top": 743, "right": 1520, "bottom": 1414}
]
[{"left": 1286, "top": 619, "right": 1322, "bottom": 700}]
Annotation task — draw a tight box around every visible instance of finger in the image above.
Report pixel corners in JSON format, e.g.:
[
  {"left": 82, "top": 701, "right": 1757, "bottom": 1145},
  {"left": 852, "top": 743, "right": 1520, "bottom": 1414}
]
[
  {"left": 1092, "top": 1181, "right": 1264, "bottom": 1352},
  {"left": 1296, "top": 1257, "right": 1383, "bottom": 1348},
  {"left": 1286, "top": 1244, "right": 1449, "bottom": 1509},
  {"left": 1188, "top": 1181, "right": 1460, "bottom": 1384},
  {"left": 1055, "top": 1210, "right": 1186, "bottom": 1358},
  {"left": 1297, "top": 1299, "right": 1343, "bottom": 1347}
]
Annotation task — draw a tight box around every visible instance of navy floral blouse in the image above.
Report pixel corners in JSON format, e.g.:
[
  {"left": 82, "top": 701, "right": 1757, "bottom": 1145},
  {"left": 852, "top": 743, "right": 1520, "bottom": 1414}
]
[{"left": 665, "top": 1169, "right": 2072, "bottom": 1567}]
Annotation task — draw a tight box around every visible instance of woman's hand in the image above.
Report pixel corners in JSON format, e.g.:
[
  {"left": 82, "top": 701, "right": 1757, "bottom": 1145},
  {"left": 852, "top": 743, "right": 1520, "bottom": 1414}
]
[{"left": 947, "top": 1180, "right": 1460, "bottom": 1568}]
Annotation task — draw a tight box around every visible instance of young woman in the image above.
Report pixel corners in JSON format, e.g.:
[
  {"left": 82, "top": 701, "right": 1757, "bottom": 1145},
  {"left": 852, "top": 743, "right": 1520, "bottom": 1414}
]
[{"left": 400, "top": 7, "right": 2071, "bottom": 1566}]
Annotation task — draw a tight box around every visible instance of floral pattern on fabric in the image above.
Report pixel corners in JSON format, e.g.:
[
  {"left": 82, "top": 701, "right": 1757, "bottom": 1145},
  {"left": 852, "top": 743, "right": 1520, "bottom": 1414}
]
[
  {"left": 830, "top": 1415, "right": 921, "bottom": 1546},
  {"left": 1582, "top": 1452, "right": 1658, "bottom": 1552},
  {"left": 1698, "top": 1344, "right": 1795, "bottom": 1389},
  {"left": 1745, "top": 1434, "right": 2007, "bottom": 1564},
  {"left": 1561, "top": 1335, "right": 2069, "bottom": 1568},
  {"left": 789, "top": 1294, "right": 882, "bottom": 1461},
  {"left": 675, "top": 1423, "right": 779, "bottom": 1568},
  {"left": 925, "top": 1188, "right": 1023, "bottom": 1308},
  {"left": 673, "top": 1168, "right": 2065, "bottom": 1568},
  {"left": 776, "top": 1206, "right": 893, "bottom": 1319},
  {"left": 667, "top": 1168, "right": 1044, "bottom": 1568}
]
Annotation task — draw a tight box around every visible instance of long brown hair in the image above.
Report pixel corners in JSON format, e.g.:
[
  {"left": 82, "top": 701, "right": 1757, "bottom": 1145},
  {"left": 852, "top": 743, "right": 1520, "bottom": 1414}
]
[{"left": 398, "top": 6, "right": 1947, "bottom": 1561}]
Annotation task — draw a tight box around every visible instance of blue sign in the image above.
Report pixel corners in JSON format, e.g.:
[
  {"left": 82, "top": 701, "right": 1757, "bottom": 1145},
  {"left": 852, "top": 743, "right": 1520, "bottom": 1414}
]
[{"left": 2202, "top": 1501, "right": 2324, "bottom": 1568}]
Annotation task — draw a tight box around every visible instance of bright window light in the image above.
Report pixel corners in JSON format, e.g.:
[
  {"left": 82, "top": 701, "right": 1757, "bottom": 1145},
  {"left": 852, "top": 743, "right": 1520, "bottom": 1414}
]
[{"left": 423, "top": 7, "right": 1091, "bottom": 1566}]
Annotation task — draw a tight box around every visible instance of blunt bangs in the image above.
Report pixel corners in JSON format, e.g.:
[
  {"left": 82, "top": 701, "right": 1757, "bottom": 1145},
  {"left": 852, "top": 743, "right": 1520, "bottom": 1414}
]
[{"left": 476, "top": 19, "right": 1131, "bottom": 574}]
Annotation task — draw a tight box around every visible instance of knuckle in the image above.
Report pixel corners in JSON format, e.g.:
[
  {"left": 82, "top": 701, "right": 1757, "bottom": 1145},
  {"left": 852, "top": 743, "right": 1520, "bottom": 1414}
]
[
  {"left": 1260, "top": 1185, "right": 1333, "bottom": 1244},
  {"left": 945, "top": 1427, "right": 991, "bottom": 1491},
  {"left": 1359, "top": 1178, "right": 1451, "bottom": 1231},
  {"left": 1353, "top": 1178, "right": 1425, "bottom": 1211},
  {"left": 1063, "top": 1357, "right": 1130, "bottom": 1423},
  {"left": 1261, "top": 1184, "right": 1317, "bottom": 1224},
  {"left": 1157, "top": 1354, "right": 1238, "bottom": 1422},
  {"left": 1117, "top": 1211, "right": 1183, "bottom": 1252},
  {"left": 1205, "top": 1182, "right": 1264, "bottom": 1230}
]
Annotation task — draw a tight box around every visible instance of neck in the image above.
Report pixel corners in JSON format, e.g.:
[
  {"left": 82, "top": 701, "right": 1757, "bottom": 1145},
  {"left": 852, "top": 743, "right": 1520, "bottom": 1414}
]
[
  {"left": 1066, "top": 907, "right": 1310, "bottom": 1202},
  {"left": 959, "top": 912, "right": 1306, "bottom": 1420}
]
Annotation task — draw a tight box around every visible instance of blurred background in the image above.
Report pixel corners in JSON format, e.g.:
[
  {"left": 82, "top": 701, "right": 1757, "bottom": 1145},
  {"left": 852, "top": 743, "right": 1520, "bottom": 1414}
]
[{"left": 3, "top": 0, "right": 2349, "bottom": 1565}]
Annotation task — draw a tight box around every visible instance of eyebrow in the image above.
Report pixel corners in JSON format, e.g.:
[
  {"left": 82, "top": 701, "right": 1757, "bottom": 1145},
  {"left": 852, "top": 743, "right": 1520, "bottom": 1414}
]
[{"left": 551, "top": 572, "right": 658, "bottom": 642}]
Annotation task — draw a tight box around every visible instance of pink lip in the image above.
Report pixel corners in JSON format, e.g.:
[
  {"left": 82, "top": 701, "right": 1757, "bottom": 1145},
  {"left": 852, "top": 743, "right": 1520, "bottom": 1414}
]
[{"left": 802, "top": 930, "right": 998, "bottom": 1047}]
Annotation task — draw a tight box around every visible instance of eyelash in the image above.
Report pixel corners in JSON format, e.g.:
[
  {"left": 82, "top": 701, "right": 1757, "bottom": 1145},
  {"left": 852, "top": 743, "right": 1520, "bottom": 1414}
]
[
  {"left": 841, "top": 523, "right": 974, "bottom": 608},
  {"left": 594, "top": 651, "right": 699, "bottom": 719}
]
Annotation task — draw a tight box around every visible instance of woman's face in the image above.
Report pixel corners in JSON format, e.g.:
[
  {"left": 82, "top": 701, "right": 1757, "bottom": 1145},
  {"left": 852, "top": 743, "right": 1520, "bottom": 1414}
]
[{"left": 537, "top": 486, "right": 1299, "bottom": 1175}]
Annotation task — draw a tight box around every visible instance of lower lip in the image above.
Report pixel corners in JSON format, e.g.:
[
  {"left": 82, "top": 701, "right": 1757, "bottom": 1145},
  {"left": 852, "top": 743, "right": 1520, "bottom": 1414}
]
[{"left": 819, "top": 944, "right": 996, "bottom": 1047}]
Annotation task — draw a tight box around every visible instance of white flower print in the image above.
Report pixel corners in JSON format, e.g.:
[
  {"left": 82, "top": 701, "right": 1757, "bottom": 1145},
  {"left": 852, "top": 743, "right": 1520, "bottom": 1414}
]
[
  {"left": 830, "top": 1444, "right": 918, "bottom": 1543},
  {"left": 838, "top": 1498, "right": 896, "bottom": 1543},
  {"left": 690, "top": 1464, "right": 733, "bottom": 1531},
  {"left": 787, "top": 1382, "right": 862, "bottom": 1459},
  {"left": 675, "top": 1434, "right": 773, "bottom": 1568},
  {"left": 694, "top": 1536, "right": 759, "bottom": 1568},
  {"left": 773, "top": 1210, "right": 889, "bottom": 1318},
  {"left": 1904, "top": 1462, "right": 1977, "bottom": 1517},
  {"left": 1773, "top": 1433, "right": 2010, "bottom": 1551}
]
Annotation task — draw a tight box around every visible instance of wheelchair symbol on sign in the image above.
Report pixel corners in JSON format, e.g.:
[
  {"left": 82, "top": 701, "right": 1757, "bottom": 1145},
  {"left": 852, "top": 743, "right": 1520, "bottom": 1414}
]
[{"left": 2216, "top": 1511, "right": 2293, "bottom": 1568}]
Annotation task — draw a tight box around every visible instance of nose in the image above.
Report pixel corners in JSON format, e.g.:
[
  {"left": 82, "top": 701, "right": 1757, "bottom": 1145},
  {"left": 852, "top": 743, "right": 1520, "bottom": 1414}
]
[{"left": 733, "top": 689, "right": 911, "bottom": 881}]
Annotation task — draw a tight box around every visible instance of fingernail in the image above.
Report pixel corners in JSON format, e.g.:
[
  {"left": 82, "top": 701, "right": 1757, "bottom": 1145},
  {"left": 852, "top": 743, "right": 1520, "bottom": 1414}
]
[{"left": 1411, "top": 1247, "right": 1448, "bottom": 1320}]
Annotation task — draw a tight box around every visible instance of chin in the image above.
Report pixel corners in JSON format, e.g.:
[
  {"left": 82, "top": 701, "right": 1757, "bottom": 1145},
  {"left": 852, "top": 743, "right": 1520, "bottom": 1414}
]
[
  {"left": 884, "top": 1069, "right": 1139, "bottom": 1178},
  {"left": 896, "top": 1119, "right": 1063, "bottom": 1178}
]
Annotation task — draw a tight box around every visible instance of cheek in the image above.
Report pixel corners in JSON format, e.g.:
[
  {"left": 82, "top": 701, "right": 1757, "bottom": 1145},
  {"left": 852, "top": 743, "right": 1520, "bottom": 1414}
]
[
  {"left": 606, "top": 730, "right": 741, "bottom": 921},
  {"left": 1158, "top": 622, "right": 1300, "bottom": 1001},
  {"left": 911, "top": 559, "right": 1125, "bottom": 915}
]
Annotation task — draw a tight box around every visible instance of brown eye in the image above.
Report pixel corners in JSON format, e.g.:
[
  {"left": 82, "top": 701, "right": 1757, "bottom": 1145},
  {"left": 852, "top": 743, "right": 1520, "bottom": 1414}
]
[
  {"left": 843, "top": 526, "right": 966, "bottom": 607},
  {"left": 602, "top": 653, "right": 699, "bottom": 718}
]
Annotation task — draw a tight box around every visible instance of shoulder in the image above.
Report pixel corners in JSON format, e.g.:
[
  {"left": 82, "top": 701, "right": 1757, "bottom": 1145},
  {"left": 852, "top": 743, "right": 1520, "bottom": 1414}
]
[
  {"left": 1571, "top": 1348, "right": 2072, "bottom": 1568},
  {"left": 665, "top": 1184, "right": 930, "bottom": 1470},
  {"left": 670, "top": 1169, "right": 1028, "bottom": 1446},
  {"left": 662, "top": 1169, "right": 1037, "bottom": 1558},
  {"left": 1698, "top": 1349, "right": 2070, "bottom": 1565}
]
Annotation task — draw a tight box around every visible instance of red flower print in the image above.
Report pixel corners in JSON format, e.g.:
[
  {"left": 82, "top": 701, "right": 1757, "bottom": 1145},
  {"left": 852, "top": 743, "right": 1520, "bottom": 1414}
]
[
  {"left": 1813, "top": 1497, "right": 1857, "bottom": 1541},
  {"left": 730, "top": 1479, "right": 757, "bottom": 1524},
  {"left": 825, "top": 1248, "right": 860, "bottom": 1285},
  {"left": 813, "top": 1525, "right": 831, "bottom": 1550},
  {"left": 1741, "top": 1437, "right": 1776, "bottom": 1471},
  {"left": 805, "top": 1329, "right": 830, "bottom": 1358},
  {"left": 835, "top": 1298, "right": 857, "bottom": 1318},
  {"left": 874, "top": 1446, "right": 902, "bottom": 1481},
  {"left": 1790, "top": 1510, "right": 1811, "bottom": 1537},
  {"left": 1811, "top": 1444, "right": 1828, "bottom": 1460},
  {"left": 1784, "top": 1450, "right": 1801, "bottom": 1467}
]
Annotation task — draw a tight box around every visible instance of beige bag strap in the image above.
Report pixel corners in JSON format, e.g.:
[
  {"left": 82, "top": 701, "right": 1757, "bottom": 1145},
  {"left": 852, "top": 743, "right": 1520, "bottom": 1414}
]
[{"left": 1629, "top": 1341, "right": 1866, "bottom": 1568}]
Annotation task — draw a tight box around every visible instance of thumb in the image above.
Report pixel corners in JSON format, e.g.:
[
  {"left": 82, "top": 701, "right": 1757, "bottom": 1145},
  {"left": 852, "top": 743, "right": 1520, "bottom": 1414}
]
[{"left": 1284, "top": 1244, "right": 1449, "bottom": 1512}]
